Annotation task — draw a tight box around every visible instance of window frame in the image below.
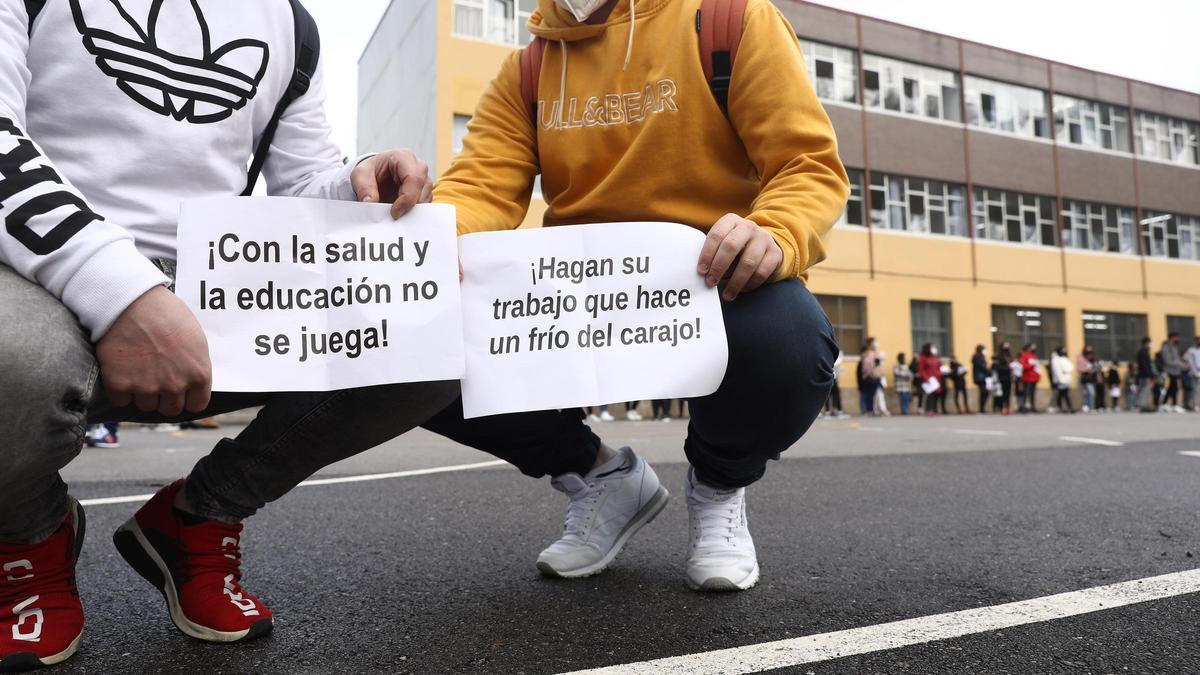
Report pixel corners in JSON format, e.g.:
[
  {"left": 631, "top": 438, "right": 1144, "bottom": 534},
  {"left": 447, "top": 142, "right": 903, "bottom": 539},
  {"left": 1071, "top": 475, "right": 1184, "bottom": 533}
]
[
  {"left": 1134, "top": 110, "right": 1200, "bottom": 167},
  {"left": 964, "top": 75, "right": 1050, "bottom": 139},
  {"left": 990, "top": 305, "right": 1066, "bottom": 361},
  {"left": 451, "top": 0, "right": 534, "bottom": 46},
  {"left": 1061, "top": 200, "right": 1137, "bottom": 256},
  {"left": 869, "top": 172, "right": 967, "bottom": 238},
  {"left": 816, "top": 294, "right": 867, "bottom": 356},
  {"left": 973, "top": 186, "right": 1058, "bottom": 247},
  {"left": 798, "top": 38, "right": 859, "bottom": 106},
  {"left": 1053, "top": 93, "right": 1131, "bottom": 153},
  {"left": 911, "top": 300, "right": 954, "bottom": 357},
  {"left": 862, "top": 53, "right": 961, "bottom": 123},
  {"left": 1082, "top": 311, "right": 1148, "bottom": 363}
]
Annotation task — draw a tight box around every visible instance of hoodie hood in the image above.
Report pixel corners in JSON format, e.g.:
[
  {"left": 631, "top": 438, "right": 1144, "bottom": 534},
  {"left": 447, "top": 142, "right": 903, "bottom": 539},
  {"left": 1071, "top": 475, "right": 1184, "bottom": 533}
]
[{"left": 529, "top": 0, "right": 669, "bottom": 42}]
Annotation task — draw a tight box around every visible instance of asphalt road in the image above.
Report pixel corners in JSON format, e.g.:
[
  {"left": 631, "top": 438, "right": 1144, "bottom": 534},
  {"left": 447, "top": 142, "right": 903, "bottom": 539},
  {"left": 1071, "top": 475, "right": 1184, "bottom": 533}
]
[{"left": 41, "top": 411, "right": 1200, "bottom": 673}]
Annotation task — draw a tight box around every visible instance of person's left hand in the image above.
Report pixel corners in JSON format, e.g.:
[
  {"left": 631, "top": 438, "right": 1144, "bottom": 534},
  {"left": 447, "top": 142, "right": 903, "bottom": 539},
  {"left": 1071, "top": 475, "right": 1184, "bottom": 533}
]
[
  {"left": 351, "top": 149, "right": 433, "bottom": 219},
  {"left": 696, "top": 213, "right": 783, "bottom": 301}
]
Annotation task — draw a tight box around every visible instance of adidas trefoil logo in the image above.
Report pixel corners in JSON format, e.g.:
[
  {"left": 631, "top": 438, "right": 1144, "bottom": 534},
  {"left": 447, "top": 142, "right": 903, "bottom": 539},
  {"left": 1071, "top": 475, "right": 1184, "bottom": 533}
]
[{"left": 70, "top": 0, "right": 269, "bottom": 124}]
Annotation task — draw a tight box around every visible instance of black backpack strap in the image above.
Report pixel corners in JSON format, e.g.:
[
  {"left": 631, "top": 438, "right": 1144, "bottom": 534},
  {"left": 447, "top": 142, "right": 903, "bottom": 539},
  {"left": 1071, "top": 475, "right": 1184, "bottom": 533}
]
[
  {"left": 242, "top": 0, "right": 320, "bottom": 196},
  {"left": 24, "top": 0, "right": 47, "bottom": 34}
]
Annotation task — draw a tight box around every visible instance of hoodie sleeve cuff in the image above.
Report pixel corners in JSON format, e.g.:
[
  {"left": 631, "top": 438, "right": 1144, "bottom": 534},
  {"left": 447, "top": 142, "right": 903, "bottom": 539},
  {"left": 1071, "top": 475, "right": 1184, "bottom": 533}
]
[
  {"left": 59, "top": 240, "right": 170, "bottom": 342},
  {"left": 765, "top": 227, "right": 801, "bottom": 282},
  {"left": 331, "top": 153, "right": 376, "bottom": 202}
]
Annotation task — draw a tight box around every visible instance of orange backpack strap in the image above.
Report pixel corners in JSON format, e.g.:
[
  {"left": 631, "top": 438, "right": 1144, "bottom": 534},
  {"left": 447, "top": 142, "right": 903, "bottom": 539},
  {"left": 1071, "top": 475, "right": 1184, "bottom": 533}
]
[
  {"left": 519, "top": 37, "right": 547, "bottom": 127},
  {"left": 697, "top": 0, "right": 748, "bottom": 114}
]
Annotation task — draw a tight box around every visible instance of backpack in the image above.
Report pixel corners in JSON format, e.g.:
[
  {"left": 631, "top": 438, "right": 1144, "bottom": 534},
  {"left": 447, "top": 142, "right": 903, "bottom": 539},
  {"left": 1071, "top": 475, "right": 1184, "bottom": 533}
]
[
  {"left": 518, "top": 0, "right": 748, "bottom": 125},
  {"left": 24, "top": 0, "right": 319, "bottom": 196}
]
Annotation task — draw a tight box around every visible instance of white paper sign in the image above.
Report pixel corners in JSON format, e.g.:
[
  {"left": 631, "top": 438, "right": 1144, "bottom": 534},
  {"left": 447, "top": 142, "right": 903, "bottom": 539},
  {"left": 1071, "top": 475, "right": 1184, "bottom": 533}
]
[
  {"left": 457, "top": 222, "right": 728, "bottom": 418},
  {"left": 176, "top": 198, "right": 465, "bottom": 391}
]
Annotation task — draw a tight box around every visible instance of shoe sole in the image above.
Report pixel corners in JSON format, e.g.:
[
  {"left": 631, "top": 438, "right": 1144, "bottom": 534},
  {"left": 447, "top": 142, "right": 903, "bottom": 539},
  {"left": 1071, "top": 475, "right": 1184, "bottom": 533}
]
[
  {"left": 537, "top": 486, "right": 670, "bottom": 579},
  {"left": 112, "top": 519, "right": 272, "bottom": 644},
  {"left": 90, "top": 442, "right": 119, "bottom": 449},
  {"left": 686, "top": 563, "right": 761, "bottom": 592}
]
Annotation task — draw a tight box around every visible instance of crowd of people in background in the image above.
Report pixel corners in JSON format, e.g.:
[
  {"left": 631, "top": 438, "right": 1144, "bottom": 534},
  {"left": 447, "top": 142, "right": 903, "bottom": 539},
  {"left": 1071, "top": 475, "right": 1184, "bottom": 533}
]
[
  {"left": 586, "top": 400, "right": 688, "bottom": 423},
  {"left": 824, "top": 334, "right": 1200, "bottom": 417}
]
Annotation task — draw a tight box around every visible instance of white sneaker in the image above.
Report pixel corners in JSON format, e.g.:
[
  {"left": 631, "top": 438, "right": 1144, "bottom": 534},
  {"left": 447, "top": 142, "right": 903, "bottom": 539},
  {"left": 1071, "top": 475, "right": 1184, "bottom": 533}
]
[
  {"left": 626, "top": 409, "right": 643, "bottom": 421},
  {"left": 685, "top": 468, "right": 758, "bottom": 591},
  {"left": 660, "top": 416, "right": 672, "bottom": 423},
  {"left": 587, "top": 414, "right": 601, "bottom": 423},
  {"left": 599, "top": 411, "right": 615, "bottom": 422},
  {"left": 536, "top": 447, "right": 669, "bottom": 578}
]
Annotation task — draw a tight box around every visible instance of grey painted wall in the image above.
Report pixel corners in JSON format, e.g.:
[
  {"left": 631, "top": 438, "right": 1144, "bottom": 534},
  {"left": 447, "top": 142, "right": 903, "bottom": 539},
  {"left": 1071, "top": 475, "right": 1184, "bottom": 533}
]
[{"left": 357, "top": 0, "right": 438, "bottom": 170}]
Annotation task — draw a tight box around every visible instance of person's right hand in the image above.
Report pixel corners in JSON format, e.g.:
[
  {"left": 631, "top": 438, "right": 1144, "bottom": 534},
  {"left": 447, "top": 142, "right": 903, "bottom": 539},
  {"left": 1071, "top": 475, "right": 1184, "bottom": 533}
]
[{"left": 95, "top": 286, "right": 213, "bottom": 416}]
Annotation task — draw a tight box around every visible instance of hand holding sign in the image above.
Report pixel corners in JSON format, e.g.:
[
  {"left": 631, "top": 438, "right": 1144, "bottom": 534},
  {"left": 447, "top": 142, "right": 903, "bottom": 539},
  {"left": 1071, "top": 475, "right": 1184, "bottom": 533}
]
[
  {"left": 457, "top": 222, "right": 728, "bottom": 418},
  {"left": 176, "top": 198, "right": 464, "bottom": 391}
]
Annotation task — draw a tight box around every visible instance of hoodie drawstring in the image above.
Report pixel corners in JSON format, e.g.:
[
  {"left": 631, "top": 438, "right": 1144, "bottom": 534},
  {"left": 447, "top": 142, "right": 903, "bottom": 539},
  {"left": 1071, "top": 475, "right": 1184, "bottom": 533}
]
[
  {"left": 557, "top": 39, "right": 568, "bottom": 130},
  {"left": 623, "top": 0, "right": 636, "bottom": 71},
  {"left": 554, "top": 1, "right": 638, "bottom": 129}
]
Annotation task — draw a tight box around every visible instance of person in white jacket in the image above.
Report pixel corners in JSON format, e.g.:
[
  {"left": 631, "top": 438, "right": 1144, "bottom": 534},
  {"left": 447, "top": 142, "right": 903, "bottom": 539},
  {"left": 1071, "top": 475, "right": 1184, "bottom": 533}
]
[
  {"left": 0, "top": 1, "right": 457, "bottom": 669},
  {"left": 1051, "top": 348, "right": 1075, "bottom": 414}
]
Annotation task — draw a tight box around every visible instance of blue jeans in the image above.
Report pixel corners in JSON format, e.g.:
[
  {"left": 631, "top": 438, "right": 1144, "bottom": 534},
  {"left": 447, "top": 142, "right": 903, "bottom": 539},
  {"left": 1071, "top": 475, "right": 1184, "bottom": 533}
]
[
  {"left": 899, "top": 391, "right": 912, "bottom": 415},
  {"left": 424, "top": 279, "right": 839, "bottom": 489}
]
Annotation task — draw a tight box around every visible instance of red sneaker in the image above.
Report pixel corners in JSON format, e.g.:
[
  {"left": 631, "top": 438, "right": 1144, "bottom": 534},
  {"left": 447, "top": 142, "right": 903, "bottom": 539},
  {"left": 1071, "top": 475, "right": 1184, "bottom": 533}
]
[
  {"left": 112, "top": 480, "right": 272, "bottom": 643},
  {"left": 0, "top": 500, "right": 85, "bottom": 672}
]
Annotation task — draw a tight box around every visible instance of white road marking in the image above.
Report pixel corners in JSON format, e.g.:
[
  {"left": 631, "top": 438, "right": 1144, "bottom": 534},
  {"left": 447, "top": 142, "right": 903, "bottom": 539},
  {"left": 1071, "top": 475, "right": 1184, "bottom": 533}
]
[
  {"left": 1059, "top": 436, "right": 1125, "bottom": 447},
  {"left": 78, "top": 460, "right": 508, "bottom": 507},
  {"left": 559, "top": 569, "right": 1200, "bottom": 675},
  {"left": 951, "top": 429, "right": 1008, "bottom": 436},
  {"left": 1179, "top": 451, "right": 1200, "bottom": 458}
]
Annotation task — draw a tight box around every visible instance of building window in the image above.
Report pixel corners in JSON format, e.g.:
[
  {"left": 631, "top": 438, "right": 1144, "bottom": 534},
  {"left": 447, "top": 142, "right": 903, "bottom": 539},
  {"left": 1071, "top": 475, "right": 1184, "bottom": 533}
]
[
  {"left": 452, "top": 114, "right": 471, "bottom": 155},
  {"left": 973, "top": 187, "right": 1057, "bottom": 247},
  {"left": 963, "top": 76, "right": 1050, "bottom": 139},
  {"left": 1134, "top": 111, "right": 1200, "bottom": 166},
  {"left": 798, "top": 39, "right": 858, "bottom": 105},
  {"left": 869, "top": 172, "right": 967, "bottom": 237},
  {"left": 1053, "top": 94, "right": 1131, "bottom": 152},
  {"left": 863, "top": 54, "right": 961, "bottom": 122},
  {"left": 452, "top": 0, "right": 535, "bottom": 46},
  {"left": 816, "top": 295, "right": 867, "bottom": 355},
  {"left": 991, "top": 306, "right": 1065, "bottom": 360},
  {"left": 1142, "top": 211, "right": 1200, "bottom": 261},
  {"left": 911, "top": 300, "right": 953, "bottom": 356},
  {"left": 1167, "top": 315, "right": 1196, "bottom": 345},
  {"left": 1061, "top": 200, "right": 1136, "bottom": 255},
  {"left": 1082, "top": 311, "right": 1147, "bottom": 362},
  {"left": 835, "top": 168, "right": 865, "bottom": 227}
]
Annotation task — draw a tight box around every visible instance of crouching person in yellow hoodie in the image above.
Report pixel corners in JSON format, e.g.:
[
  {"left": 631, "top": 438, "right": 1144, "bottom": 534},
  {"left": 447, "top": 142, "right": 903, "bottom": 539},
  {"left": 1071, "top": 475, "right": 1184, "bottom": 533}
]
[{"left": 423, "top": 0, "right": 846, "bottom": 591}]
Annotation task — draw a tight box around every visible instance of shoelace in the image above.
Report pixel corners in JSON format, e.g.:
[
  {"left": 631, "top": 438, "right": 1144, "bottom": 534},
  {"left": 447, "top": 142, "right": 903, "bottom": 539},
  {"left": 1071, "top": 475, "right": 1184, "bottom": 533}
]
[
  {"left": 561, "top": 483, "right": 605, "bottom": 542},
  {"left": 181, "top": 520, "right": 246, "bottom": 585},
  {"left": 692, "top": 496, "right": 740, "bottom": 548}
]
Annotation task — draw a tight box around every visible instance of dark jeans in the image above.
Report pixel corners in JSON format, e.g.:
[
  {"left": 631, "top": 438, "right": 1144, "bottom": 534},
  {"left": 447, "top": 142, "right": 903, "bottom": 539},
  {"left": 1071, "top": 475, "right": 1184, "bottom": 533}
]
[
  {"left": 859, "top": 381, "right": 879, "bottom": 414},
  {"left": 0, "top": 264, "right": 459, "bottom": 544},
  {"left": 424, "top": 279, "right": 838, "bottom": 489},
  {"left": 825, "top": 383, "right": 843, "bottom": 413},
  {"left": 1022, "top": 381, "right": 1038, "bottom": 411},
  {"left": 976, "top": 382, "right": 989, "bottom": 413}
]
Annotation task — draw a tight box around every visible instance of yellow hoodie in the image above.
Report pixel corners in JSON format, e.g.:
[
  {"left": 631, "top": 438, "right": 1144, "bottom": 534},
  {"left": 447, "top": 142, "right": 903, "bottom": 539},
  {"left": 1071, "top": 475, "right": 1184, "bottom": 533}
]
[{"left": 433, "top": 0, "right": 849, "bottom": 281}]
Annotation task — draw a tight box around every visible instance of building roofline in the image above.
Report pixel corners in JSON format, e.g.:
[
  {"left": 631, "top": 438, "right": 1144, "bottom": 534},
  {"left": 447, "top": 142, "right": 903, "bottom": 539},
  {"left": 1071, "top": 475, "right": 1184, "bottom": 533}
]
[{"left": 796, "top": 0, "right": 1200, "bottom": 98}]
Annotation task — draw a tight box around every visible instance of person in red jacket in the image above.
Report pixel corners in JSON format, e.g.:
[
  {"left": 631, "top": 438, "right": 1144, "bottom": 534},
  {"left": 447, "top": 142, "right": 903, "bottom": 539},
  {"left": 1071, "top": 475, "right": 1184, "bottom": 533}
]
[
  {"left": 1018, "top": 343, "right": 1042, "bottom": 413},
  {"left": 917, "top": 343, "right": 944, "bottom": 417}
]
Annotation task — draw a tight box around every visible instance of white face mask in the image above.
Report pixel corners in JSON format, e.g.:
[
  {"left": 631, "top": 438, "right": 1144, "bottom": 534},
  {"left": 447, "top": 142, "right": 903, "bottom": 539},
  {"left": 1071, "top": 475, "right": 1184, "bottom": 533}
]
[
  {"left": 930, "top": 348, "right": 939, "bottom": 357},
  {"left": 554, "top": 0, "right": 609, "bottom": 22}
]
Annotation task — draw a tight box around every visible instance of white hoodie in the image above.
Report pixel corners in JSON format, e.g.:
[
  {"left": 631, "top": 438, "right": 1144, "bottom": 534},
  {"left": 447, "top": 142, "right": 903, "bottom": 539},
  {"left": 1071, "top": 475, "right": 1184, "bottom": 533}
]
[
  {"left": 1, "top": 0, "right": 362, "bottom": 340},
  {"left": 1050, "top": 353, "right": 1074, "bottom": 388}
]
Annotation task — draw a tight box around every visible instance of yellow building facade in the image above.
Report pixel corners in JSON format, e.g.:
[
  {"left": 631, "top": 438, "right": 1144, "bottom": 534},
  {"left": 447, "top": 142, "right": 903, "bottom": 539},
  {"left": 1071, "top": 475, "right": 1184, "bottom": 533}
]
[{"left": 358, "top": 0, "right": 1200, "bottom": 390}]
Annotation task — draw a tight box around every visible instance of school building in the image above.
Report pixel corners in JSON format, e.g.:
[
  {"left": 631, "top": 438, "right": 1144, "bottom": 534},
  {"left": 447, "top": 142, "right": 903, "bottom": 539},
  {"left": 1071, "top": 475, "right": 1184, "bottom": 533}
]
[{"left": 357, "top": 0, "right": 1200, "bottom": 387}]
